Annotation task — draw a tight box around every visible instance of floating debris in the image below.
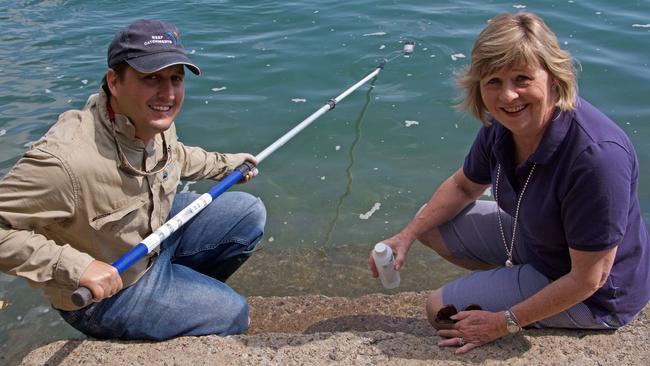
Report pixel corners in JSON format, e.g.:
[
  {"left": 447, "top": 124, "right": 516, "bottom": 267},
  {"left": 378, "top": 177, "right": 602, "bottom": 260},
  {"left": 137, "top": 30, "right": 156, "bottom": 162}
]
[
  {"left": 211, "top": 86, "right": 227, "bottom": 92},
  {"left": 360, "top": 202, "right": 381, "bottom": 220},
  {"left": 404, "top": 120, "right": 419, "bottom": 127},
  {"left": 363, "top": 32, "right": 386, "bottom": 37},
  {"left": 335, "top": 145, "right": 341, "bottom": 151},
  {"left": 451, "top": 53, "right": 466, "bottom": 61},
  {"left": 291, "top": 98, "right": 307, "bottom": 103},
  {"left": 180, "top": 181, "right": 197, "bottom": 193}
]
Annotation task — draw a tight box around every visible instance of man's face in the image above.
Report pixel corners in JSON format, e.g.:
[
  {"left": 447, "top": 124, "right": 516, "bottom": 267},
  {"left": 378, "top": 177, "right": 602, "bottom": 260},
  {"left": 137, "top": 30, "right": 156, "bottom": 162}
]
[{"left": 107, "top": 64, "right": 185, "bottom": 142}]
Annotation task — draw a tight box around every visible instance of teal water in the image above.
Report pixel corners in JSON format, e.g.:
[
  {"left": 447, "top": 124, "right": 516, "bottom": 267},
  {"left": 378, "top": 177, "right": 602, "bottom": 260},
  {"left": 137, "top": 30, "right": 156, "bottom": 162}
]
[{"left": 1, "top": 0, "right": 649, "bottom": 364}]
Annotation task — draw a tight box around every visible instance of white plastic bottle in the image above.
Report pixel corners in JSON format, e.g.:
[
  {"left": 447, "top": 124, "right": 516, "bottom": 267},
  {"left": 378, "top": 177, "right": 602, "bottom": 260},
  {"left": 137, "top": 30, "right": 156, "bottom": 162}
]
[{"left": 372, "top": 242, "right": 400, "bottom": 289}]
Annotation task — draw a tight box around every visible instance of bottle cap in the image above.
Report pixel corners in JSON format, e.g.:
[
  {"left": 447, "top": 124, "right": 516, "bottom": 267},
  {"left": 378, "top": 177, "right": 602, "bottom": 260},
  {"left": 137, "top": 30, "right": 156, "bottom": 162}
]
[{"left": 374, "top": 242, "right": 388, "bottom": 256}]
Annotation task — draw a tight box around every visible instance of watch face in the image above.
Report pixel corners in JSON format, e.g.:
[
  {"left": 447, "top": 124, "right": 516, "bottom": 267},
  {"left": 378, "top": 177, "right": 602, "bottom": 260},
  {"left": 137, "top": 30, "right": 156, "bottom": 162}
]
[
  {"left": 505, "top": 311, "right": 520, "bottom": 333},
  {"left": 507, "top": 322, "right": 520, "bottom": 333}
]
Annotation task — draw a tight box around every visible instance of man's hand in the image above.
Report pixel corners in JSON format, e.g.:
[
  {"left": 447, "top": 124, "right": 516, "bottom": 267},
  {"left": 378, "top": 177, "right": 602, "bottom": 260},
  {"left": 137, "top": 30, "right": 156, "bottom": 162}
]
[
  {"left": 233, "top": 153, "right": 259, "bottom": 183},
  {"left": 78, "top": 260, "right": 123, "bottom": 302}
]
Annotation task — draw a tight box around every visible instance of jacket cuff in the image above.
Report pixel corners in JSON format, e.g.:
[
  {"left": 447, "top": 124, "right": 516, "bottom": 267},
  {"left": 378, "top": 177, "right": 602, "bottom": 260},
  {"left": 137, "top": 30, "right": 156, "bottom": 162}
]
[
  {"left": 222, "top": 153, "right": 245, "bottom": 173},
  {"left": 53, "top": 245, "right": 95, "bottom": 289}
]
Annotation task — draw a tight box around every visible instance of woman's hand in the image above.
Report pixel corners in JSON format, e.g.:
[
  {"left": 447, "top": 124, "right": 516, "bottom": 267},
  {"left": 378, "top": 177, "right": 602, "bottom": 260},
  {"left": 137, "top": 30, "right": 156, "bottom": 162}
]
[
  {"left": 436, "top": 310, "right": 508, "bottom": 354},
  {"left": 368, "top": 232, "right": 415, "bottom": 277}
]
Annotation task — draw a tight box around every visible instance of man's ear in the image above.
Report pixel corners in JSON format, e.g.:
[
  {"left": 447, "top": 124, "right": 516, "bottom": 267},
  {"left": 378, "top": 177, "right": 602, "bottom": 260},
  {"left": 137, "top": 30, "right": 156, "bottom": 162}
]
[{"left": 106, "top": 68, "right": 119, "bottom": 97}]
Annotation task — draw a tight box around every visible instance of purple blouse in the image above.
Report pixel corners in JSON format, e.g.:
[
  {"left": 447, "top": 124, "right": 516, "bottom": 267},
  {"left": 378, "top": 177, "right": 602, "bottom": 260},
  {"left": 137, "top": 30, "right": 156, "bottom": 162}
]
[{"left": 463, "top": 97, "right": 650, "bottom": 325}]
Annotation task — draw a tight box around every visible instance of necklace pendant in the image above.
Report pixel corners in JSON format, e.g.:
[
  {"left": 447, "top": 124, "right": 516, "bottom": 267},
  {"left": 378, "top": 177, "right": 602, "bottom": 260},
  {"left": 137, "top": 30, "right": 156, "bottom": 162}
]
[{"left": 505, "top": 259, "right": 513, "bottom": 268}]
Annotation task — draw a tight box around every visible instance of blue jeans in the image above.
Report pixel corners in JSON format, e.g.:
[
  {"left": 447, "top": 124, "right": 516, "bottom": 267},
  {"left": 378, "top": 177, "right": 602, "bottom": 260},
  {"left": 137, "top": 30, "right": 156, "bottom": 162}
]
[{"left": 59, "top": 191, "right": 266, "bottom": 340}]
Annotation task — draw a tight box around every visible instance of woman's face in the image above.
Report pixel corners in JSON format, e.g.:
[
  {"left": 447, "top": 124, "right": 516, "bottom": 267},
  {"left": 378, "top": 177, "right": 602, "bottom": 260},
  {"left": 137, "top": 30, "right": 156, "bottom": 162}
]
[{"left": 480, "top": 62, "right": 557, "bottom": 138}]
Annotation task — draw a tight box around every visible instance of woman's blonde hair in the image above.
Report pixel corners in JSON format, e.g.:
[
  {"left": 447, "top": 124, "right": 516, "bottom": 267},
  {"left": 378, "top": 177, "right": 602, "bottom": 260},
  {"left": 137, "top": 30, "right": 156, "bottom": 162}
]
[{"left": 456, "top": 12, "right": 577, "bottom": 124}]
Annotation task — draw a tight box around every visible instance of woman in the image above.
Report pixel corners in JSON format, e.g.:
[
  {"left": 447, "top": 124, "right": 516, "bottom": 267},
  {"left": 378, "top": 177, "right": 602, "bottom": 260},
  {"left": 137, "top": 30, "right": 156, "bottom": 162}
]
[{"left": 369, "top": 12, "right": 649, "bottom": 353}]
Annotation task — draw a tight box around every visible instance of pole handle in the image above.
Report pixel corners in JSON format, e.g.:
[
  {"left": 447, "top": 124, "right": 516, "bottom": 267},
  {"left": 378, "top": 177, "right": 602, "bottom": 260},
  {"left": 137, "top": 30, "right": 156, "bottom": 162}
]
[
  {"left": 71, "top": 286, "right": 93, "bottom": 307},
  {"left": 236, "top": 161, "right": 256, "bottom": 177}
]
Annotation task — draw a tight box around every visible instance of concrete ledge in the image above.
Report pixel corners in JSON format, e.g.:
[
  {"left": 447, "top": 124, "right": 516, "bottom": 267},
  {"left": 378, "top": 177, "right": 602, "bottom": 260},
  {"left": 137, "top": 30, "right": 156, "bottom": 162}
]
[{"left": 22, "top": 292, "right": 649, "bottom": 365}]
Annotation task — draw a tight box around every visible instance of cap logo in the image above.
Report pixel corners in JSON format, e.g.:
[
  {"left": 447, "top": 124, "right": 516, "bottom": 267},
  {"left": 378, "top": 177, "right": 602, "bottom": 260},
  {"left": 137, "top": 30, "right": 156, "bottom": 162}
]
[{"left": 143, "top": 31, "right": 179, "bottom": 46}]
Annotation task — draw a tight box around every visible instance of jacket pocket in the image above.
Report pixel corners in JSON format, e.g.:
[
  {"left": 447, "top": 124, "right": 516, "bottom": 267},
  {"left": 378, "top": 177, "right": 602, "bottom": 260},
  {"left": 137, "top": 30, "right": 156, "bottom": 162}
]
[{"left": 89, "top": 196, "right": 147, "bottom": 231}]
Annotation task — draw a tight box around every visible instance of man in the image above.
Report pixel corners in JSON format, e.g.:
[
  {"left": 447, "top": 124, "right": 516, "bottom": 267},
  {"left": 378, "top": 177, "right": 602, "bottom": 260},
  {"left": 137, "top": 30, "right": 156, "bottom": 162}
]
[{"left": 0, "top": 19, "right": 266, "bottom": 340}]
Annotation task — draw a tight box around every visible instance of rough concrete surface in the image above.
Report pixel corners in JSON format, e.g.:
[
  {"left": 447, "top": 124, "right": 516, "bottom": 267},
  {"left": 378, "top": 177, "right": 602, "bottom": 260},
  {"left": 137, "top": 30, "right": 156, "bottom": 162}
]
[{"left": 22, "top": 292, "right": 649, "bottom": 366}]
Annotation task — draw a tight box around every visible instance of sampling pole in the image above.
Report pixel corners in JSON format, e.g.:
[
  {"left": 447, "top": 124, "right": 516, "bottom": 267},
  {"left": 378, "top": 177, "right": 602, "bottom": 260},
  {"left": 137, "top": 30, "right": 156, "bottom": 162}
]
[{"left": 72, "top": 43, "right": 415, "bottom": 307}]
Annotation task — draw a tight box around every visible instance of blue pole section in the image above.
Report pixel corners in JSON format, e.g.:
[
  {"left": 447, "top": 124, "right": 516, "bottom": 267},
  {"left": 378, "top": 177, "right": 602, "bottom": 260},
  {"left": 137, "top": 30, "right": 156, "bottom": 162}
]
[
  {"left": 208, "top": 170, "right": 243, "bottom": 199},
  {"left": 112, "top": 244, "right": 149, "bottom": 273}
]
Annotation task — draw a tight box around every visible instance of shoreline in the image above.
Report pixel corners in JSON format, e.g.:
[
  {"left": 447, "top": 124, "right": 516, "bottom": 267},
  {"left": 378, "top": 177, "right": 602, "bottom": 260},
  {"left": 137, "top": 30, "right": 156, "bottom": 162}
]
[{"left": 22, "top": 291, "right": 649, "bottom": 365}]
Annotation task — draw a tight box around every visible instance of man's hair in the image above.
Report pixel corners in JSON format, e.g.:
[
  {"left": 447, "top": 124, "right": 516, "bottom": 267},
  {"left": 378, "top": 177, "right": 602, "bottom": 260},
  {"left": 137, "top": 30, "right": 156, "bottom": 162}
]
[
  {"left": 455, "top": 12, "right": 577, "bottom": 125},
  {"left": 101, "top": 62, "right": 130, "bottom": 96}
]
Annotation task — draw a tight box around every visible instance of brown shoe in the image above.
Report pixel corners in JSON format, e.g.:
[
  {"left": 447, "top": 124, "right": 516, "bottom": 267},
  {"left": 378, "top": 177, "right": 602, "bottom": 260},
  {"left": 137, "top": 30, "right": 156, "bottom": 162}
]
[
  {"left": 432, "top": 304, "right": 483, "bottom": 330},
  {"left": 432, "top": 304, "right": 458, "bottom": 330}
]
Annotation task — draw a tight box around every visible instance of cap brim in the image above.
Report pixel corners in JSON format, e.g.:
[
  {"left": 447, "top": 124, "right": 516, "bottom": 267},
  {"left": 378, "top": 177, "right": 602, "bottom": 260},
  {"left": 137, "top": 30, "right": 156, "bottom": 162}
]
[{"left": 126, "top": 51, "right": 201, "bottom": 75}]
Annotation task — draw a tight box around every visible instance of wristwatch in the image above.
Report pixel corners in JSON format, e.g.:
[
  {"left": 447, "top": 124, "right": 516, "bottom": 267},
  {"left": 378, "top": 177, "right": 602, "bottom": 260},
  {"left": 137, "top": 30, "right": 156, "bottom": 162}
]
[{"left": 504, "top": 309, "right": 522, "bottom": 334}]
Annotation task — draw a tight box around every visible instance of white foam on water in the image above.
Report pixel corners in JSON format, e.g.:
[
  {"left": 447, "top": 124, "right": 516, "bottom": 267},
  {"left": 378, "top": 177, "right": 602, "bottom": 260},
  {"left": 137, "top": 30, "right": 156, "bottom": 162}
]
[
  {"left": 81, "top": 79, "right": 88, "bottom": 85},
  {"left": 291, "top": 98, "right": 307, "bottom": 103},
  {"left": 513, "top": 4, "right": 526, "bottom": 9},
  {"left": 320, "top": 176, "right": 326, "bottom": 180},
  {"left": 226, "top": 55, "right": 236, "bottom": 58},
  {"left": 56, "top": 74, "right": 64, "bottom": 79},
  {"left": 451, "top": 53, "right": 466, "bottom": 61},
  {"left": 268, "top": 236, "right": 274, "bottom": 242},
  {"left": 335, "top": 145, "right": 341, "bottom": 151},
  {"left": 379, "top": 45, "right": 386, "bottom": 49},
  {"left": 404, "top": 120, "right": 419, "bottom": 127},
  {"left": 0, "top": 129, "right": 5, "bottom": 137},
  {"left": 24, "top": 141, "right": 36, "bottom": 148},
  {"left": 632, "top": 24, "right": 650, "bottom": 28},
  {"left": 362, "top": 32, "right": 386, "bottom": 37},
  {"left": 359, "top": 202, "right": 381, "bottom": 220},
  {"left": 211, "top": 86, "right": 227, "bottom": 92},
  {"left": 180, "top": 181, "right": 197, "bottom": 193},
  {"left": 45, "top": 89, "right": 51, "bottom": 93}
]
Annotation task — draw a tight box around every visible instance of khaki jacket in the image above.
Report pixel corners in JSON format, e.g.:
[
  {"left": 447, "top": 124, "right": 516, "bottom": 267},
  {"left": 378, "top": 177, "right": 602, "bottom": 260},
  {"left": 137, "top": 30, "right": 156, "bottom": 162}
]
[{"left": 0, "top": 89, "right": 244, "bottom": 310}]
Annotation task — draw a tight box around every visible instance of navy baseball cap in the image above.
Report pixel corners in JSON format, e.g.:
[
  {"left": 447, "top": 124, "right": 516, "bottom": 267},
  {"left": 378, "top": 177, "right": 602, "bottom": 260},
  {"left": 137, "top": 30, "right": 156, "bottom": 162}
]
[{"left": 108, "top": 19, "right": 201, "bottom": 75}]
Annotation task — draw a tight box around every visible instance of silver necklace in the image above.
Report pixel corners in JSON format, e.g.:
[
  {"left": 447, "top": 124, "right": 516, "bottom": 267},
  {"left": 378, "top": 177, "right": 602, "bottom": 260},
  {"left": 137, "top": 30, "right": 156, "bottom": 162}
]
[{"left": 494, "top": 163, "right": 536, "bottom": 268}]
